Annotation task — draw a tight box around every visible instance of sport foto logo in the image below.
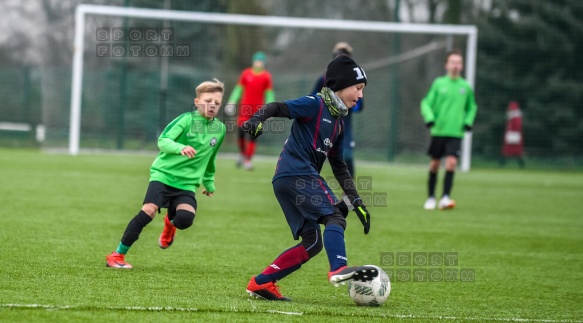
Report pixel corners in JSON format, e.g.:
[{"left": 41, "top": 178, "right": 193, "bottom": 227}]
[
  {"left": 380, "top": 252, "right": 475, "bottom": 283},
  {"left": 96, "top": 27, "right": 190, "bottom": 57}
]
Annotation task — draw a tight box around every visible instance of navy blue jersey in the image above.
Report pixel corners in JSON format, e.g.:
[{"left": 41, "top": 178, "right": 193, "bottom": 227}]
[{"left": 273, "top": 95, "right": 345, "bottom": 180}]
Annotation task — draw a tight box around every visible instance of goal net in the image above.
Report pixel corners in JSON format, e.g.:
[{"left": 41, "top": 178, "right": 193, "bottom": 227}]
[{"left": 63, "top": 5, "right": 477, "bottom": 169}]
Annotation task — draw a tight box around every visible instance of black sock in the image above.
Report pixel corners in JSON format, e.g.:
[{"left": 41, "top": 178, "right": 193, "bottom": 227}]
[
  {"left": 428, "top": 171, "right": 437, "bottom": 197},
  {"left": 120, "top": 210, "right": 153, "bottom": 247},
  {"left": 443, "top": 171, "right": 455, "bottom": 197}
]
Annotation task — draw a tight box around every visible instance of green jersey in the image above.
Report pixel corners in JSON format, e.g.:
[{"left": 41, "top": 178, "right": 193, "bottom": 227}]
[
  {"left": 421, "top": 75, "right": 478, "bottom": 138},
  {"left": 149, "top": 110, "right": 226, "bottom": 192}
]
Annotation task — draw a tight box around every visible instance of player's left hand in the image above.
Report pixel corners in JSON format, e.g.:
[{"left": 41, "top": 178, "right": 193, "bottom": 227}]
[
  {"left": 242, "top": 116, "right": 263, "bottom": 138},
  {"left": 464, "top": 124, "right": 473, "bottom": 132},
  {"left": 352, "top": 198, "right": 370, "bottom": 235},
  {"left": 181, "top": 146, "right": 196, "bottom": 158},
  {"left": 202, "top": 189, "right": 213, "bottom": 197}
]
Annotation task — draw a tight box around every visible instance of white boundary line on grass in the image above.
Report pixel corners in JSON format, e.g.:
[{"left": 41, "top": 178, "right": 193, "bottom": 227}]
[
  {"left": 2, "top": 303, "right": 581, "bottom": 322},
  {"left": 386, "top": 314, "right": 582, "bottom": 323}
]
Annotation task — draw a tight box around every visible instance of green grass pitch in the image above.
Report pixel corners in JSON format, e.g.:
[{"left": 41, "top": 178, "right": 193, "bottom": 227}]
[{"left": 0, "top": 148, "right": 582, "bottom": 322}]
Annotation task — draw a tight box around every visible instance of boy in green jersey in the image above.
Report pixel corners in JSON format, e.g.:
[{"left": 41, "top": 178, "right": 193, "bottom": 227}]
[
  {"left": 106, "top": 79, "right": 227, "bottom": 269},
  {"left": 420, "top": 50, "right": 478, "bottom": 210}
]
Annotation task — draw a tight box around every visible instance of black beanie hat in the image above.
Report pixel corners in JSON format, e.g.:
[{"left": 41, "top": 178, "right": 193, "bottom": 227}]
[{"left": 325, "top": 55, "right": 367, "bottom": 92}]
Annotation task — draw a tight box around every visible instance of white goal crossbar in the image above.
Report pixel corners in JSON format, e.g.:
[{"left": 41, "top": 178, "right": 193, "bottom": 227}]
[{"left": 70, "top": 4, "right": 478, "bottom": 171}]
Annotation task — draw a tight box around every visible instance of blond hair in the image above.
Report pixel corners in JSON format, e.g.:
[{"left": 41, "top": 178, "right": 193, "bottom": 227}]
[{"left": 195, "top": 78, "right": 224, "bottom": 97}]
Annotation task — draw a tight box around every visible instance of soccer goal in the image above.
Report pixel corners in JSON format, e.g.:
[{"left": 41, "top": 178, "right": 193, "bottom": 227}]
[{"left": 69, "top": 4, "right": 477, "bottom": 170}]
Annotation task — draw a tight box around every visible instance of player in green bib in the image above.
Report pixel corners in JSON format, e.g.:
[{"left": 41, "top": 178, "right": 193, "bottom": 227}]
[
  {"left": 420, "top": 50, "right": 478, "bottom": 210},
  {"left": 106, "top": 79, "right": 227, "bottom": 269}
]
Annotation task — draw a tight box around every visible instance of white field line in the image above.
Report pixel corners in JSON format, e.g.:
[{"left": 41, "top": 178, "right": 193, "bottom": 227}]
[{"left": 1, "top": 303, "right": 581, "bottom": 322}]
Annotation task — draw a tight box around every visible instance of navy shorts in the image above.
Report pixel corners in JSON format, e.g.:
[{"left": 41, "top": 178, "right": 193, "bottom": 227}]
[
  {"left": 427, "top": 136, "right": 462, "bottom": 159},
  {"left": 143, "top": 181, "right": 197, "bottom": 217},
  {"left": 273, "top": 175, "right": 338, "bottom": 240}
]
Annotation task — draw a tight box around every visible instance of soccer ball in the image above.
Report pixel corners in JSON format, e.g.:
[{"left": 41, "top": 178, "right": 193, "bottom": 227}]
[{"left": 348, "top": 265, "right": 391, "bottom": 306}]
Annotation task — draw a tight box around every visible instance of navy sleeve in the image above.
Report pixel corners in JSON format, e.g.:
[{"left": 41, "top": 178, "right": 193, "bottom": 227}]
[
  {"left": 328, "top": 126, "right": 359, "bottom": 202},
  {"left": 285, "top": 96, "right": 321, "bottom": 119},
  {"left": 253, "top": 102, "right": 291, "bottom": 121}
]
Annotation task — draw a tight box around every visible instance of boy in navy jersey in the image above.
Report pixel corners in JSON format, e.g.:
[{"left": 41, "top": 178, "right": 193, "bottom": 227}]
[
  {"left": 242, "top": 55, "right": 376, "bottom": 301},
  {"left": 311, "top": 42, "right": 364, "bottom": 176}
]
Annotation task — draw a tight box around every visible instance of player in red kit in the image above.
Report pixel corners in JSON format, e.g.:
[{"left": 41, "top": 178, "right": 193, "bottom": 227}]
[
  {"left": 227, "top": 51, "right": 275, "bottom": 170},
  {"left": 500, "top": 101, "right": 525, "bottom": 168}
]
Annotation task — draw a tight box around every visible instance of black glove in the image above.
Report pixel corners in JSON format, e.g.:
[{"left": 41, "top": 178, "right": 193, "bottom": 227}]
[
  {"left": 352, "top": 198, "right": 370, "bottom": 235},
  {"left": 464, "top": 124, "right": 473, "bottom": 132},
  {"left": 426, "top": 121, "right": 435, "bottom": 129},
  {"left": 241, "top": 116, "right": 263, "bottom": 138}
]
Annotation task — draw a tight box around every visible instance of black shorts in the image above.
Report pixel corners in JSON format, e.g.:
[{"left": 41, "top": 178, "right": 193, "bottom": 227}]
[
  {"left": 427, "top": 136, "right": 461, "bottom": 159},
  {"left": 143, "top": 181, "right": 197, "bottom": 216}
]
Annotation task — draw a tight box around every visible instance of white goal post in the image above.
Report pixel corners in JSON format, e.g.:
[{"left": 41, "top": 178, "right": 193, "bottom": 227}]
[{"left": 70, "top": 4, "right": 477, "bottom": 171}]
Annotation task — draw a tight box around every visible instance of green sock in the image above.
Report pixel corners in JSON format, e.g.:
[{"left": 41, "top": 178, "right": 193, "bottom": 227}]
[{"left": 115, "top": 243, "right": 130, "bottom": 255}]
